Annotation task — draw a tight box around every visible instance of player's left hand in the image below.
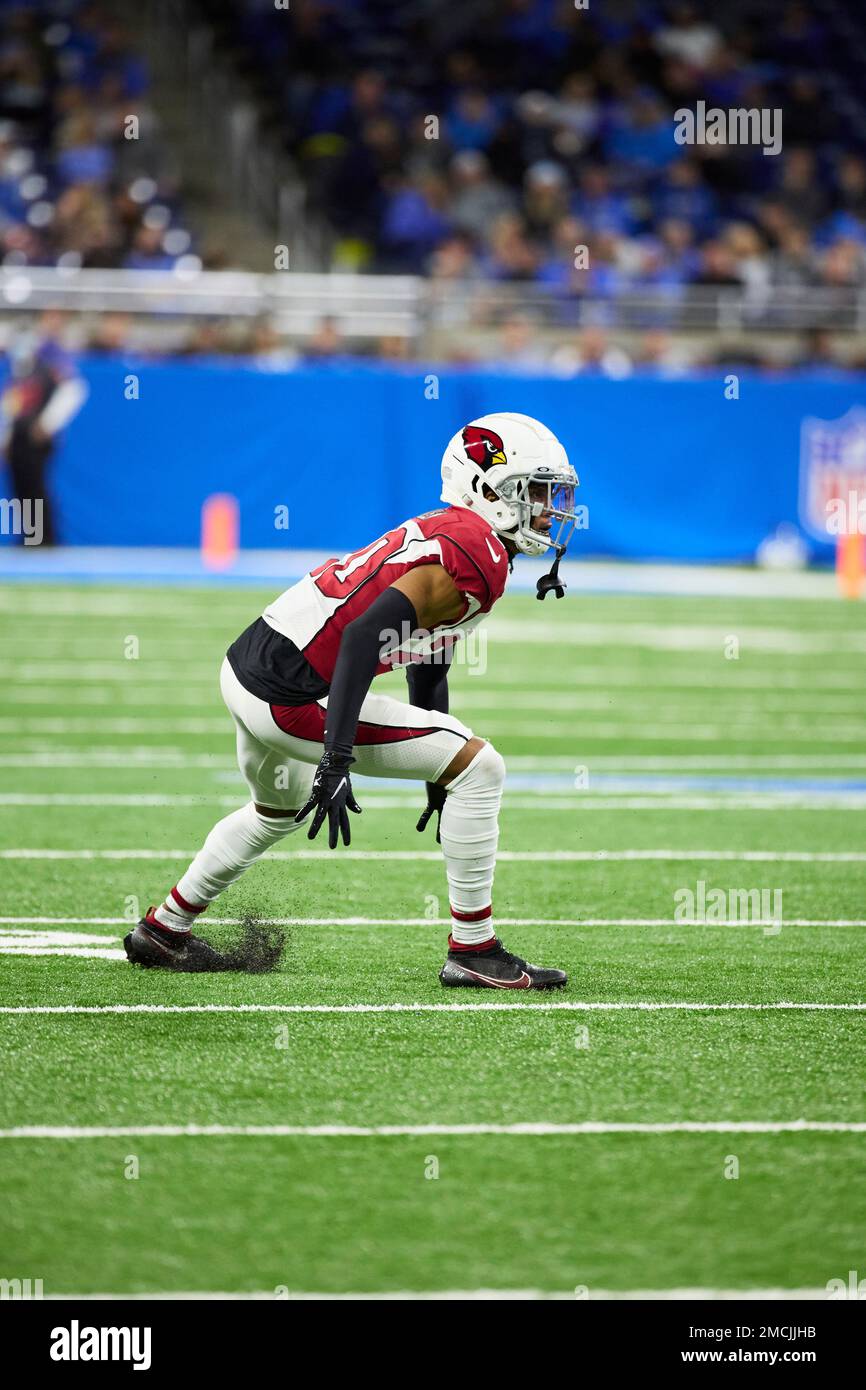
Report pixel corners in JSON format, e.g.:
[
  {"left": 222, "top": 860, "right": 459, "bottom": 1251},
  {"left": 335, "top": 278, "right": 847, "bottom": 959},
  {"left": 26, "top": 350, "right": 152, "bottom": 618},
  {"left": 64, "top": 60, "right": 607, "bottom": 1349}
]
[
  {"left": 296, "top": 751, "right": 362, "bottom": 849},
  {"left": 416, "top": 781, "right": 446, "bottom": 842}
]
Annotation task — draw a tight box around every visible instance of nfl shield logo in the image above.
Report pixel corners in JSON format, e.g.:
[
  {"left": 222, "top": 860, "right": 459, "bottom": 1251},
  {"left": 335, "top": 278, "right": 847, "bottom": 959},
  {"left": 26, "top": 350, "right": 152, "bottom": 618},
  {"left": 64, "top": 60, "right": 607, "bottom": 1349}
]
[{"left": 799, "top": 407, "right": 866, "bottom": 541}]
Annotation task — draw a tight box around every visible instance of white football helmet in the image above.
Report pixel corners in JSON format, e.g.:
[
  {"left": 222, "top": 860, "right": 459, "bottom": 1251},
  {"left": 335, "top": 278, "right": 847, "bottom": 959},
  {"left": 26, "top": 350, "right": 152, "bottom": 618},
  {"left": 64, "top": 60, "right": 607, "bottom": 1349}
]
[{"left": 440, "top": 412, "right": 579, "bottom": 560}]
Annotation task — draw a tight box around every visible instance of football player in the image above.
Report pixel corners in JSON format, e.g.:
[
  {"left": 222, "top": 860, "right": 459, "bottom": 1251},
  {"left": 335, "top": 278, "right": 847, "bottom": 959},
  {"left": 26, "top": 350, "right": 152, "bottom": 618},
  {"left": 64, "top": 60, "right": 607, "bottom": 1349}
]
[{"left": 125, "top": 412, "right": 579, "bottom": 988}]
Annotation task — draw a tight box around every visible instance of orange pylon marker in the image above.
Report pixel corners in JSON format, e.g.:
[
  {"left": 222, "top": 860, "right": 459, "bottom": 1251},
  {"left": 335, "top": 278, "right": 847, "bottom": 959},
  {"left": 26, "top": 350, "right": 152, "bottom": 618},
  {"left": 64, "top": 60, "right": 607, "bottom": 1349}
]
[
  {"left": 836, "top": 530, "right": 866, "bottom": 599},
  {"left": 201, "top": 493, "right": 239, "bottom": 571}
]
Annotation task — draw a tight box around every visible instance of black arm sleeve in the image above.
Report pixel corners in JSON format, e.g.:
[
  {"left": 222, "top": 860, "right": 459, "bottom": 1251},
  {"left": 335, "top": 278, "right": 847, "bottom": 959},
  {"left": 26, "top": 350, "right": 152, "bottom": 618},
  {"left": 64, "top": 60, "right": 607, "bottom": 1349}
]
[
  {"left": 406, "top": 648, "right": 451, "bottom": 714},
  {"left": 324, "top": 586, "right": 418, "bottom": 760}
]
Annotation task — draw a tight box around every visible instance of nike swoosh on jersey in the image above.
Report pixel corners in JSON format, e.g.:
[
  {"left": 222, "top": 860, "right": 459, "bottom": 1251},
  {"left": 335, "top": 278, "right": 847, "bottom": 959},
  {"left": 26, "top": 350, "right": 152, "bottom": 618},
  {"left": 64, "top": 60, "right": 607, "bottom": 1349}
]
[{"left": 485, "top": 535, "right": 504, "bottom": 563}]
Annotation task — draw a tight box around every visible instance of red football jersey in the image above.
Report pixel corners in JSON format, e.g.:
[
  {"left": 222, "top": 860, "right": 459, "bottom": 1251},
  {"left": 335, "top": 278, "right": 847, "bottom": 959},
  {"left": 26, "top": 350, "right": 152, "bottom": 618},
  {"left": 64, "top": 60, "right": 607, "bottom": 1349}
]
[{"left": 262, "top": 505, "right": 509, "bottom": 682}]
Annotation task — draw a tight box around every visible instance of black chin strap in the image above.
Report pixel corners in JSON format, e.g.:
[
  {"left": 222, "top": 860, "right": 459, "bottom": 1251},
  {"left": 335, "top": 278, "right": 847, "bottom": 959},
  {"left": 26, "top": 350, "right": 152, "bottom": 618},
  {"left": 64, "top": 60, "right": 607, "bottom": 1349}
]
[{"left": 536, "top": 545, "right": 567, "bottom": 600}]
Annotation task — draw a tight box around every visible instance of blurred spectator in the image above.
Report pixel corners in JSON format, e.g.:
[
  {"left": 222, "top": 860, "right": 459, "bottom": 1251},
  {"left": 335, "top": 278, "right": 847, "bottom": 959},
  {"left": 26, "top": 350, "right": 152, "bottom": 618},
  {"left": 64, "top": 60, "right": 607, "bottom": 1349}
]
[
  {"left": 88, "top": 312, "right": 132, "bottom": 355},
  {"left": 796, "top": 328, "right": 843, "bottom": 370},
  {"left": 818, "top": 240, "right": 866, "bottom": 290},
  {"left": 652, "top": 159, "right": 717, "bottom": 234},
  {"left": 0, "top": 310, "right": 87, "bottom": 545},
  {"left": 603, "top": 93, "right": 680, "bottom": 179},
  {"left": 124, "top": 225, "right": 177, "bottom": 271},
  {"left": 480, "top": 212, "right": 538, "bottom": 280},
  {"left": 722, "top": 223, "right": 771, "bottom": 293},
  {"left": 377, "top": 334, "right": 412, "bottom": 363},
  {"left": 429, "top": 233, "right": 482, "bottom": 288},
  {"left": 774, "top": 149, "right": 829, "bottom": 228},
  {"left": 488, "top": 313, "right": 550, "bottom": 372},
  {"left": 834, "top": 156, "right": 866, "bottom": 221},
  {"left": 653, "top": 6, "right": 723, "bottom": 70},
  {"left": 635, "top": 329, "right": 690, "bottom": 373},
  {"left": 180, "top": 320, "right": 231, "bottom": 357},
  {"left": 246, "top": 317, "right": 299, "bottom": 371},
  {"left": 572, "top": 165, "right": 633, "bottom": 236},
  {"left": 550, "top": 326, "right": 633, "bottom": 377},
  {"left": 522, "top": 161, "right": 569, "bottom": 241},
  {"left": 446, "top": 87, "right": 502, "bottom": 153},
  {"left": 380, "top": 172, "right": 452, "bottom": 272},
  {"left": 704, "top": 341, "right": 768, "bottom": 368},
  {"left": 449, "top": 151, "right": 514, "bottom": 243},
  {"left": 692, "top": 239, "right": 742, "bottom": 287},
  {"left": 770, "top": 223, "right": 815, "bottom": 288},
  {"left": 302, "top": 315, "right": 344, "bottom": 362}
]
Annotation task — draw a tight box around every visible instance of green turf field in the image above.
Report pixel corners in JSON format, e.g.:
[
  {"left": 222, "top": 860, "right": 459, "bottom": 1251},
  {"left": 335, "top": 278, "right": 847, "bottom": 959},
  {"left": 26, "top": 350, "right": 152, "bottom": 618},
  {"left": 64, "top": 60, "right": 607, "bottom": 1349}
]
[{"left": 1, "top": 580, "right": 865, "bottom": 1298}]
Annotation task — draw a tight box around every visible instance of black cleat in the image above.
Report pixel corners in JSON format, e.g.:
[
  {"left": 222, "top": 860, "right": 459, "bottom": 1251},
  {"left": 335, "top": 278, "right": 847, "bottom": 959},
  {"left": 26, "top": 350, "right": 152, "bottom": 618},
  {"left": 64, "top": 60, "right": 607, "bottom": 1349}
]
[
  {"left": 439, "top": 939, "right": 567, "bottom": 991},
  {"left": 124, "top": 913, "right": 230, "bottom": 973}
]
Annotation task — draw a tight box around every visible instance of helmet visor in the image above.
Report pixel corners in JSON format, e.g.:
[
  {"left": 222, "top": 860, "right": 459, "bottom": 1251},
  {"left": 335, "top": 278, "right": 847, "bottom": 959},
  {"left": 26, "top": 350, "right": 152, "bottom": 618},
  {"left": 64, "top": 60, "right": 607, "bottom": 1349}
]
[{"left": 526, "top": 478, "right": 579, "bottom": 550}]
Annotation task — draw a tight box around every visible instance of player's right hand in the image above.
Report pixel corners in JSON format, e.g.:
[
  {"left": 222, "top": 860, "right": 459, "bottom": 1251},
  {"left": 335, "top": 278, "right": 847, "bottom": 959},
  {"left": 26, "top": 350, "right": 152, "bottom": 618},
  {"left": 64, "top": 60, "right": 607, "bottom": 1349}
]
[
  {"left": 296, "top": 751, "right": 362, "bottom": 849},
  {"left": 416, "top": 781, "right": 446, "bottom": 842}
]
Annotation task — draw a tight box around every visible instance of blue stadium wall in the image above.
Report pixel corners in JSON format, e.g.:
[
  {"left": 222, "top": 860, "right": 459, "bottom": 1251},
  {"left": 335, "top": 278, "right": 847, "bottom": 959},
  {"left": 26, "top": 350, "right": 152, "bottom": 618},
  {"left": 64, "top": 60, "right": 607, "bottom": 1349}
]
[{"left": 2, "top": 358, "right": 864, "bottom": 560}]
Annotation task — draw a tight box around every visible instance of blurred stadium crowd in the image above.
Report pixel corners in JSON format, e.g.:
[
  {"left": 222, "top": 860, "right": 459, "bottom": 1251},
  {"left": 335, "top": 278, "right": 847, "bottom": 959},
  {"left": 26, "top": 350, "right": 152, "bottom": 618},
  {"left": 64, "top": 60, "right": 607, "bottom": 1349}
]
[
  {"left": 60, "top": 310, "right": 866, "bottom": 375},
  {"left": 210, "top": 0, "right": 866, "bottom": 296},
  {"left": 0, "top": 0, "right": 198, "bottom": 272},
  {"left": 4, "top": 0, "right": 866, "bottom": 298},
  {"left": 2, "top": 1, "right": 866, "bottom": 374}
]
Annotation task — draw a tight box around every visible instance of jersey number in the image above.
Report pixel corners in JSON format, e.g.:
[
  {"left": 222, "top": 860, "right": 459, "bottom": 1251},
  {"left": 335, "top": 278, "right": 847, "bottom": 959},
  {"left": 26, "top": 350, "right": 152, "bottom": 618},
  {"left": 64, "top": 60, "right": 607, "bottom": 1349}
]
[{"left": 312, "top": 528, "right": 408, "bottom": 599}]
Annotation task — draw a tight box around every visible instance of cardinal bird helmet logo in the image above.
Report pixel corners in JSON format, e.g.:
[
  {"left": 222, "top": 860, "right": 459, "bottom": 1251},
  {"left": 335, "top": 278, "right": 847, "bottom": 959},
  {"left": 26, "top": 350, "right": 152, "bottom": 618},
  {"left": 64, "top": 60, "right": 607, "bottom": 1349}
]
[{"left": 462, "top": 424, "right": 506, "bottom": 470}]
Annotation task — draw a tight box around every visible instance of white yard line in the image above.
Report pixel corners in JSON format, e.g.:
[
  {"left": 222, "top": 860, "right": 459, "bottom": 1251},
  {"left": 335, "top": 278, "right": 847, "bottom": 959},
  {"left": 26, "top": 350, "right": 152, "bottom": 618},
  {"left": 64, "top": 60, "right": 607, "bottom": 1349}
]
[
  {"left": 3, "top": 848, "right": 865, "bottom": 862},
  {"left": 0, "top": 718, "right": 233, "bottom": 735},
  {"left": 3, "top": 915, "right": 863, "bottom": 928},
  {"left": 1, "top": 1002, "right": 862, "bottom": 1016},
  {"left": 6, "top": 618, "right": 866, "bottom": 652},
  {"left": 0, "top": 752, "right": 234, "bottom": 768},
  {"left": 5, "top": 606, "right": 865, "bottom": 650},
  {"left": 483, "top": 620, "right": 866, "bottom": 654},
  {"left": 0, "top": 947, "right": 128, "bottom": 958},
  {"left": 5, "top": 688, "right": 866, "bottom": 716},
  {"left": 38, "top": 1287, "right": 832, "bottom": 1301},
  {"left": 2, "top": 717, "right": 866, "bottom": 741},
  {"left": 6, "top": 667, "right": 219, "bottom": 683},
  {"left": 1, "top": 1120, "right": 864, "bottom": 1138},
  {"left": 466, "top": 724, "right": 866, "bottom": 743},
  {"left": 8, "top": 667, "right": 866, "bottom": 692},
  {"left": 0, "top": 930, "right": 118, "bottom": 943},
  {"left": 2, "top": 792, "right": 865, "bottom": 811},
  {"left": 0, "top": 927, "right": 124, "bottom": 958},
  {"left": 4, "top": 752, "right": 866, "bottom": 771}
]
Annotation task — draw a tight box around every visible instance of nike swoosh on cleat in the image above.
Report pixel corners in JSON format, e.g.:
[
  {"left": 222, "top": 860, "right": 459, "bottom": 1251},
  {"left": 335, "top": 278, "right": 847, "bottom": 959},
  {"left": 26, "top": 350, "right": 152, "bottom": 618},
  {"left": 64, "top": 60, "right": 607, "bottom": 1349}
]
[
  {"left": 141, "top": 925, "right": 185, "bottom": 957},
  {"left": 457, "top": 964, "right": 532, "bottom": 989}
]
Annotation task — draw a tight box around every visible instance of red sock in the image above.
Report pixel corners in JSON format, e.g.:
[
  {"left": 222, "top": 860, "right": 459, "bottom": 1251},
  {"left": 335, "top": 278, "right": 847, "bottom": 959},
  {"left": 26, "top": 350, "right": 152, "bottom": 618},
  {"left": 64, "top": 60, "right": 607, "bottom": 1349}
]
[{"left": 448, "top": 934, "right": 497, "bottom": 954}]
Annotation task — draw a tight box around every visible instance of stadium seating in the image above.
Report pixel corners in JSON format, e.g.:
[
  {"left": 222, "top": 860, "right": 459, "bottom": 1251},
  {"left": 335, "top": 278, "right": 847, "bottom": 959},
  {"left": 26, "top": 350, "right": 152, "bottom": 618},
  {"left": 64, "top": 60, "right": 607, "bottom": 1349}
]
[{"left": 0, "top": 0, "right": 195, "bottom": 271}]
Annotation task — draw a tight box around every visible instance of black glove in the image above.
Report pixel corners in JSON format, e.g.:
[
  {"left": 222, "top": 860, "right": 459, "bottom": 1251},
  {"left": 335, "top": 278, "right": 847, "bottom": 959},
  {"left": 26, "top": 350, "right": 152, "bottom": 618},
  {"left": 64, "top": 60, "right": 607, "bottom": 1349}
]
[
  {"left": 416, "top": 781, "right": 446, "bottom": 842},
  {"left": 296, "top": 751, "right": 362, "bottom": 849}
]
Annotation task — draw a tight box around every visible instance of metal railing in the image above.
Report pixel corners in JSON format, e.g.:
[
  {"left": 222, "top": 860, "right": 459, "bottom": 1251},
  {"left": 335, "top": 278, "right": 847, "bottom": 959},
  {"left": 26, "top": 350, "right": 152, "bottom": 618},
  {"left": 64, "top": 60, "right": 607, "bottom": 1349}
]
[{"left": 1, "top": 267, "right": 865, "bottom": 342}]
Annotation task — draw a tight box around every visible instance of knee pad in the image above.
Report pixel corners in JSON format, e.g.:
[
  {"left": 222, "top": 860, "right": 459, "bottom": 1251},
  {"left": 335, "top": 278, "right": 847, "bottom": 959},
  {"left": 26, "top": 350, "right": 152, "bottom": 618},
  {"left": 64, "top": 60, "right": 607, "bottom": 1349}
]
[{"left": 448, "top": 741, "right": 505, "bottom": 798}]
